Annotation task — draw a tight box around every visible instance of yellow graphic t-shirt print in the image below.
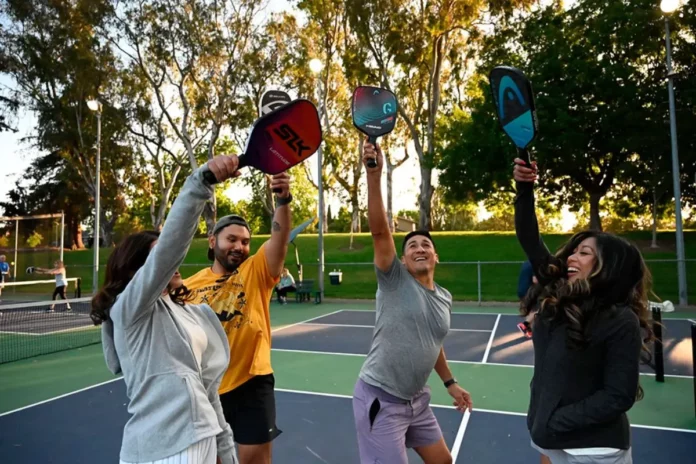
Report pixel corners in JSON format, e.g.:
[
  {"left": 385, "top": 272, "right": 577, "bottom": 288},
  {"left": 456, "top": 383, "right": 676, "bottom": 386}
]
[
  {"left": 183, "top": 244, "right": 278, "bottom": 393},
  {"left": 210, "top": 287, "right": 250, "bottom": 331}
]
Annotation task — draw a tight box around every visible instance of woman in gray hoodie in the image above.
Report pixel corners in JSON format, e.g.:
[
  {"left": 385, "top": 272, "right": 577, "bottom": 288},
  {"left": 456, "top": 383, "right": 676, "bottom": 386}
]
[{"left": 90, "top": 156, "right": 241, "bottom": 464}]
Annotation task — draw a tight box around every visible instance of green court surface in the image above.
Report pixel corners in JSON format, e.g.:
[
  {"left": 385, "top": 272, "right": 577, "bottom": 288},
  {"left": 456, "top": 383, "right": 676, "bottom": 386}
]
[{"left": 1, "top": 301, "right": 695, "bottom": 433}]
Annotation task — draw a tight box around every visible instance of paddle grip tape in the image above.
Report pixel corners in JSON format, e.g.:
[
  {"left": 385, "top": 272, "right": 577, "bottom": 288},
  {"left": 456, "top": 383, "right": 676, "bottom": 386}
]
[
  {"left": 366, "top": 136, "right": 378, "bottom": 167},
  {"left": 203, "top": 170, "right": 219, "bottom": 185}
]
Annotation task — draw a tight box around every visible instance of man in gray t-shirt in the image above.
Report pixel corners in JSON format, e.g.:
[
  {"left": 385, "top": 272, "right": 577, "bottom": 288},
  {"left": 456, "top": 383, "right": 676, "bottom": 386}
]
[{"left": 352, "top": 140, "right": 473, "bottom": 464}]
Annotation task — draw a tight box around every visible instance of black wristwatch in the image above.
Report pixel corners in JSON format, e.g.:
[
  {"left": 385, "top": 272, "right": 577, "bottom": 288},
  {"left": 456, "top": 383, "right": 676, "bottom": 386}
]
[
  {"left": 444, "top": 378, "right": 458, "bottom": 388},
  {"left": 275, "top": 193, "right": 292, "bottom": 207}
]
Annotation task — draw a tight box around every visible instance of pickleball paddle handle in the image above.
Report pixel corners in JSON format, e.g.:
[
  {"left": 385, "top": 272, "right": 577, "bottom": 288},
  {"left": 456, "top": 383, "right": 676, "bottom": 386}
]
[
  {"left": 203, "top": 170, "right": 218, "bottom": 185},
  {"left": 202, "top": 154, "right": 248, "bottom": 185},
  {"left": 517, "top": 147, "right": 531, "bottom": 167},
  {"left": 366, "top": 136, "right": 378, "bottom": 168}
]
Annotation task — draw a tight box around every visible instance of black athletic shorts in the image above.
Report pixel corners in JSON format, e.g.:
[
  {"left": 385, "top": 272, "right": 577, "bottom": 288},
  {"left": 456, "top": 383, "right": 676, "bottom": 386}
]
[{"left": 219, "top": 374, "right": 282, "bottom": 445}]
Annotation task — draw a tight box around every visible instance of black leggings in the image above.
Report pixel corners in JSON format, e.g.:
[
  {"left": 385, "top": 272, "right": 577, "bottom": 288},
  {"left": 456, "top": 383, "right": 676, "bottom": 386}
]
[
  {"left": 52, "top": 286, "right": 67, "bottom": 300},
  {"left": 277, "top": 286, "right": 296, "bottom": 298}
]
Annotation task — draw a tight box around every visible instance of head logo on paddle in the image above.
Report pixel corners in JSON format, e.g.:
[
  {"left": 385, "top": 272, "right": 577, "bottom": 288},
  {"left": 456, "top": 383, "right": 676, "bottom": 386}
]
[
  {"left": 259, "top": 89, "right": 292, "bottom": 117},
  {"left": 351, "top": 86, "right": 398, "bottom": 167},
  {"left": 489, "top": 66, "right": 538, "bottom": 163},
  {"left": 203, "top": 99, "right": 322, "bottom": 185}
]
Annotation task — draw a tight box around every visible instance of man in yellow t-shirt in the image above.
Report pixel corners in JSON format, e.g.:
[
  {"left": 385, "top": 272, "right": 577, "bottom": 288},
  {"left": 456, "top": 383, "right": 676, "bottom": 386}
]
[{"left": 184, "top": 173, "right": 291, "bottom": 464}]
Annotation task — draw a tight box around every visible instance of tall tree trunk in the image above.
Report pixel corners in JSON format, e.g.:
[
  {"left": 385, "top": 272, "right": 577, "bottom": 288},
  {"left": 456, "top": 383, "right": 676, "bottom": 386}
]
[
  {"left": 384, "top": 145, "right": 409, "bottom": 232},
  {"left": 588, "top": 192, "right": 603, "bottom": 231},
  {"left": 151, "top": 164, "right": 182, "bottom": 230},
  {"left": 386, "top": 158, "right": 394, "bottom": 232},
  {"left": 651, "top": 189, "right": 659, "bottom": 248},
  {"left": 418, "top": 164, "right": 434, "bottom": 231},
  {"left": 321, "top": 189, "right": 328, "bottom": 233},
  {"left": 265, "top": 174, "right": 275, "bottom": 231},
  {"left": 349, "top": 195, "right": 360, "bottom": 250},
  {"left": 70, "top": 217, "right": 85, "bottom": 249},
  {"left": 100, "top": 214, "right": 117, "bottom": 248}
]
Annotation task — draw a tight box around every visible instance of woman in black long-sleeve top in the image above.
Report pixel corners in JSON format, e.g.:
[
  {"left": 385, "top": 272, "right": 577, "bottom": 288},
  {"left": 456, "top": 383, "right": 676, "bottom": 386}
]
[{"left": 513, "top": 158, "right": 653, "bottom": 464}]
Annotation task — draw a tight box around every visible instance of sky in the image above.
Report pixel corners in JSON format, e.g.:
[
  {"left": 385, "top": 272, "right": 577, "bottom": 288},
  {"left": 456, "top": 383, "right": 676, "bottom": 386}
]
[
  {"left": 0, "top": 0, "right": 426, "bottom": 220},
  {"left": 0, "top": 0, "right": 598, "bottom": 229}
]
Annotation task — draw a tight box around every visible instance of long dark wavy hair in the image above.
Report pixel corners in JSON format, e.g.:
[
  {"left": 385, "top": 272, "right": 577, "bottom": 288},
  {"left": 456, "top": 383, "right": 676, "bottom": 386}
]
[
  {"left": 521, "top": 231, "right": 654, "bottom": 399},
  {"left": 90, "top": 230, "right": 190, "bottom": 325}
]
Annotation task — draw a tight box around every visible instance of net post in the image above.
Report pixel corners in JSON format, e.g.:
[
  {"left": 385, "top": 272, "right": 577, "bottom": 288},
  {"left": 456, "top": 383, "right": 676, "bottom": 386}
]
[
  {"left": 652, "top": 305, "right": 664, "bottom": 383},
  {"left": 691, "top": 323, "right": 695, "bottom": 418},
  {"left": 13, "top": 219, "right": 18, "bottom": 280},
  {"left": 477, "top": 261, "right": 482, "bottom": 306},
  {"left": 77, "top": 278, "right": 82, "bottom": 298}
]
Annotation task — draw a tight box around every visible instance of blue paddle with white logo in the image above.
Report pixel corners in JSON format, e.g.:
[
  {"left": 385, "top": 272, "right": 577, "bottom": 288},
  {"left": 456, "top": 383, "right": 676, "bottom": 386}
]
[{"left": 489, "top": 66, "right": 538, "bottom": 165}]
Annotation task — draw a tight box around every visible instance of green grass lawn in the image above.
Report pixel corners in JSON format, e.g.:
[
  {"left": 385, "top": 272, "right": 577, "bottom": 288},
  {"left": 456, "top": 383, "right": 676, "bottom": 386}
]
[{"left": 3, "top": 230, "right": 695, "bottom": 302}]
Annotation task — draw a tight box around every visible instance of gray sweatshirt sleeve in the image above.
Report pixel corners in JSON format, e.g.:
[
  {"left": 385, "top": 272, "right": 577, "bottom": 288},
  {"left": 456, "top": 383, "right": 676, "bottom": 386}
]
[
  {"left": 209, "top": 385, "right": 237, "bottom": 464},
  {"left": 110, "top": 166, "right": 214, "bottom": 328}
]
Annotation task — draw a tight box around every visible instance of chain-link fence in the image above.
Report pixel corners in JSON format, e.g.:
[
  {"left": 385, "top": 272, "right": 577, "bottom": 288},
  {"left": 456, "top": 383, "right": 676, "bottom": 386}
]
[{"left": 171, "top": 259, "right": 696, "bottom": 304}]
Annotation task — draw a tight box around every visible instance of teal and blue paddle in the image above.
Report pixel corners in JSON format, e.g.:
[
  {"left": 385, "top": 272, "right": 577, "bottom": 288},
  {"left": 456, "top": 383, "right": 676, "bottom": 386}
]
[
  {"left": 489, "top": 66, "right": 538, "bottom": 165},
  {"left": 351, "top": 86, "right": 398, "bottom": 168}
]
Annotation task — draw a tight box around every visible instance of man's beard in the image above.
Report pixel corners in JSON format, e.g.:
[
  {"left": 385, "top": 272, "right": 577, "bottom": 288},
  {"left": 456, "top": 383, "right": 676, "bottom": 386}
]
[{"left": 215, "top": 245, "right": 248, "bottom": 273}]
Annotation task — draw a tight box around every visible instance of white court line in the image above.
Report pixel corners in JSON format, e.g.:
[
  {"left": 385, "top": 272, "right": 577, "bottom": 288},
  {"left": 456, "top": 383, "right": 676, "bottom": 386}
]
[
  {"left": 336, "top": 308, "right": 507, "bottom": 317},
  {"left": 451, "top": 409, "right": 471, "bottom": 461},
  {"left": 297, "top": 322, "right": 491, "bottom": 333},
  {"left": 0, "top": 377, "right": 123, "bottom": 417},
  {"left": 481, "top": 314, "right": 501, "bottom": 363},
  {"left": 0, "top": 330, "right": 43, "bottom": 336},
  {"left": 335, "top": 308, "right": 696, "bottom": 322},
  {"left": 270, "top": 310, "right": 344, "bottom": 334},
  {"left": 3, "top": 378, "right": 695, "bottom": 435},
  {"left": 323, "top": 310, "right": 693, "bottom": 378},
  {"left": 276, "top": 387, "right": 353, "bottom": 400},
  {"left": 271, "top": 348, "right": 693, "bottom": 379},
  {"left": 0, "top": 325, "right": 100, "bottom": 337},
  {"left": 274, "top": 388, "right": 696, "bottom": 434},
  {"left": 0, "top": 311, "right": 346, "bottom": 417},
  {"left": 273, "top": 348, "right": 364, "bottom": 358}
]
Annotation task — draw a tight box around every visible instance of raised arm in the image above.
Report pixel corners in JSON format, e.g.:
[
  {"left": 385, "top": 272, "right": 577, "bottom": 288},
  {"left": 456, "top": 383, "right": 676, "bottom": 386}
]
[
  {"left": 34, "top": 267, "right": 59, "bottom": 275},
  {"left": 513, "top": 158, "right": 552, "bottom": 280},
  {"left": 113, "top": 156, "right": 240, "bottom": 327},
  {"left": 363, "top": 140, "right": 396, "bottom": 272},
  {"left": 264, "top": 173, "right": 292, "bottom": 279}
]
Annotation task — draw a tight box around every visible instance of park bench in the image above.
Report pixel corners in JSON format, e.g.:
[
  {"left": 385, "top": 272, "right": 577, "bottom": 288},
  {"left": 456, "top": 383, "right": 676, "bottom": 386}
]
[{"left": 295, "top": 279, "right": 321, "bottom": 304}]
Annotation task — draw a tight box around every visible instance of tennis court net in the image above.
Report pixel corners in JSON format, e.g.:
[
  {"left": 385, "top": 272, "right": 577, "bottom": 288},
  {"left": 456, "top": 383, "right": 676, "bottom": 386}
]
[
  {"left": 0, "top": 277, "right": 82, "bottom": 303},
  {"left": 0, "top": 296, "right": 99, "bottom": 364}
]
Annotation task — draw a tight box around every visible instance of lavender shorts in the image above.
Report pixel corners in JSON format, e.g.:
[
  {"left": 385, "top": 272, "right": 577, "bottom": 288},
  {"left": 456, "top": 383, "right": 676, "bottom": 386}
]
[{"left": 352, "top": 378, "right": 443, "bottom": 463}]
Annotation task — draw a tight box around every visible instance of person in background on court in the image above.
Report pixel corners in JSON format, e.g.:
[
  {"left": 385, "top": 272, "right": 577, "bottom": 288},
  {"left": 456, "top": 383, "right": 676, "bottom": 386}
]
[
  {"left": 516, "top": 260, "right": 535, "bottom": 338},
  {"left": 34, "top": 260, "right": 72, "bottom": 312},
  {"left": 352, "top": 139, "right": 473, "bottom": 464},
  {"left": 275, "top": 268, "right": 296, "bottom": 304},
  {"left": 513, "top": 157, "right": 653, "bottom": 464},
  {"left": 0, "top": 255, "right": 10, "bottom": 302},
  {"left": 184, "top": 172, "right": 293, "bottom": 464},
  {"left": 90, "top": 156, "right": 241, "bottom": 464}
]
